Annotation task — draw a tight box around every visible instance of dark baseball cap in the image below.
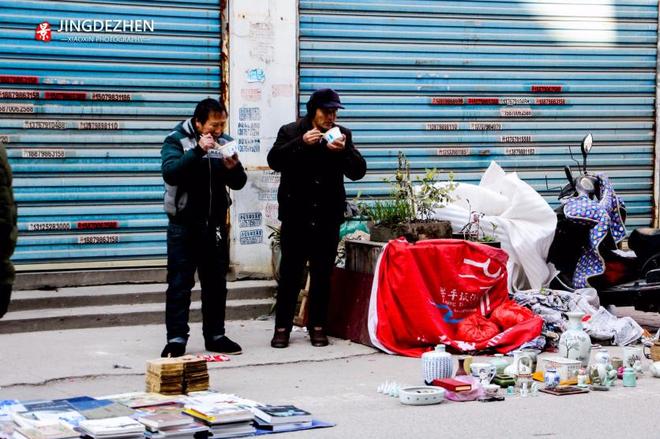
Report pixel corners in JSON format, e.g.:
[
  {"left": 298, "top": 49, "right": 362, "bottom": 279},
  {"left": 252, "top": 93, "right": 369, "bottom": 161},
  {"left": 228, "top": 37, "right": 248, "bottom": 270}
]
[{"left": 308, "top": 88, "right": 345, "bottom": 110}]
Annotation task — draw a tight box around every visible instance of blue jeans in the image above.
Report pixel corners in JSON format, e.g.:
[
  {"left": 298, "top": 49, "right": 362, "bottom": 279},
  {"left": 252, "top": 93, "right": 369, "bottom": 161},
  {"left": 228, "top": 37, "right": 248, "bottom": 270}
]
[{"left": 165, "top": 222, "right": 229, "bottom": 342}]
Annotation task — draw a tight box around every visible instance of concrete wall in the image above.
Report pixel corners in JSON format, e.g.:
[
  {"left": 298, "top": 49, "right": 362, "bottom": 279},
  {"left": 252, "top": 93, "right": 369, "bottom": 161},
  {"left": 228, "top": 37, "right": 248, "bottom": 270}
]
[{"left": 228, "top": 0, "right": 297, "bottom": 277}]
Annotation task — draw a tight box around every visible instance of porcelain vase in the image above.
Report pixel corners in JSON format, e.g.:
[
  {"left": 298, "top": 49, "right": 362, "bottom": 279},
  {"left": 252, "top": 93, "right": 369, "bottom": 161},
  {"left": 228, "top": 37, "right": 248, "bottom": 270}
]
[
  {"left": 422, "top": 344, "right": 453, "bottom": 384},
  {"left": 559, "top": 311, "right": 591, "bottom": 367}
]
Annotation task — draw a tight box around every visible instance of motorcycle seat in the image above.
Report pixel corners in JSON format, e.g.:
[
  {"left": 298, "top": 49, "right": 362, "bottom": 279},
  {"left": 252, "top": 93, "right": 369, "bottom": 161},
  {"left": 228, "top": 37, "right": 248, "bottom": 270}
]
[{"left": 628, "top": 227, "right": 660, "bottom": 263}]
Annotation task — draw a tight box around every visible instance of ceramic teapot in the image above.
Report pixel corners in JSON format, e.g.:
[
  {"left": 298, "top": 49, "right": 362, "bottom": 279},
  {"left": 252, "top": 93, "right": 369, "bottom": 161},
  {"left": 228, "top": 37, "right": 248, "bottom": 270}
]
[{"left": 504, "top": 350, "right": 533, "bottom": 376}]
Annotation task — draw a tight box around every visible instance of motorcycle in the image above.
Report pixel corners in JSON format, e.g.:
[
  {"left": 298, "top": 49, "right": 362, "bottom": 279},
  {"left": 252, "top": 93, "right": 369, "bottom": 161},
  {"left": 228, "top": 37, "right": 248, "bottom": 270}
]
[{"left": 547, "top": 134, "right": 660, "bottom": 312}]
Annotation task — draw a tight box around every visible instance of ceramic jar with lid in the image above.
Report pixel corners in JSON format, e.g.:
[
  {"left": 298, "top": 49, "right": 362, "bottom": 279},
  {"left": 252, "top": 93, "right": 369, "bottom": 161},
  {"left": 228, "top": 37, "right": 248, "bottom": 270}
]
[
  {"left": 422, "top": 344, "right": 453, "bottom": 384},
  {"left": 623, "top": 367, "right": 637, "bottom": 387}
]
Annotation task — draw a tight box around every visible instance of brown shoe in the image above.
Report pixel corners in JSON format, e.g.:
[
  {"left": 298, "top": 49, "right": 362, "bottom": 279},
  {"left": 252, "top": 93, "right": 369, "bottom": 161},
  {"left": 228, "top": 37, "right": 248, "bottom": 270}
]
[
  {"left": 309, "top": 327, "right": 329, "bottom": 347},
  {"left": 271, "top": 328, "right": 290, "bottom": 348}
]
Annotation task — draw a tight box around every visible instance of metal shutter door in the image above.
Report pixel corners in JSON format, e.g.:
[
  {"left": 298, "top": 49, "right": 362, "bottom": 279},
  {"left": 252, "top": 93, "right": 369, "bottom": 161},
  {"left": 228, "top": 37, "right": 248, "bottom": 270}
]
[
  {"left": 299, "top": 0, "right": 658, "bottom": 228},
  {"left": 0, "top": 0, "right": 222, "bottom": 267}
]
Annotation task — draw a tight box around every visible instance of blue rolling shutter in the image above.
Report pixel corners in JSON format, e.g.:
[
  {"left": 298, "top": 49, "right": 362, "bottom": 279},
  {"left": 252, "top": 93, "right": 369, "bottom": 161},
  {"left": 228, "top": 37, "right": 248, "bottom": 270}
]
[
  {"left": 299, "top": 0, "right": 658, "bottom": 228},
  {"left": 0, "top": 0, "right": 222, "bottom": 266}
]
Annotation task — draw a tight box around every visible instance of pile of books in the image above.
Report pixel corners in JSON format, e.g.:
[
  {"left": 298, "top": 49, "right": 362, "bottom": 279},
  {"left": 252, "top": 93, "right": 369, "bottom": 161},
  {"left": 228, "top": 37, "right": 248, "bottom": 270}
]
[
  {"left": 78, "top": 416, "right": 145, "bottom": 439},
  {"left": 180, "top": 357, "right": 209, "bottom": 393},
  {"left": 137, "top": 412, "right": 207, "bottom": 439},
  {"left": 251, "top": 405, "right": 313, "bottom": 432},
  {"left": 182, "top": 402, "right": 254, "bottom": 438},
  {"left": 145, "top": 359, "right": 184, "bottom": 395},
  {"left": 145, "top": 356, "right": 209, "bottom": 395},
  {"left": 0, "top": 391, "right": 329, "bottom": 439}
]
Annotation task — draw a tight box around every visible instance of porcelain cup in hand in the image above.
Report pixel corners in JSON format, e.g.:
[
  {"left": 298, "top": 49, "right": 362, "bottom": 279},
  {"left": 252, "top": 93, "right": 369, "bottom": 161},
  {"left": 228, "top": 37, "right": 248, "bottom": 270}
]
[
  {"left": 323, "top": 126, "right": 342, "bottom": 144},
  {"left": 470, "top": 362, "right": 496, "bottom": 385},
  {"left": 215, "top": 140, "right": 237, "bottom": 158}
]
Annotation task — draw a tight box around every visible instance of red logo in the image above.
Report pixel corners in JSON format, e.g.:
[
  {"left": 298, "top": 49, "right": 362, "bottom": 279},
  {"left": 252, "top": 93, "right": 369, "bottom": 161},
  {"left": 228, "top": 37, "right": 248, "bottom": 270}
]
[{"left": 35, "top": 22, "right": 52, "bottom": 42}]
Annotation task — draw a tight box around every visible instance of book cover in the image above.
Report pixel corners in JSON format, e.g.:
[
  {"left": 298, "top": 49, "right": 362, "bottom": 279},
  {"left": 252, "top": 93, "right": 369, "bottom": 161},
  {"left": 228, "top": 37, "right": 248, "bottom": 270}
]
[
  {"left": 182, "top": 403, "right": 253, "bottom": 425},
  {"left": 251, "top": 405, "right": 312, "bottom": 425},
  {"left": 431, "top": 378, "right": 473, "bottom": 392},
  {"left": 101, "top": 393, "right": 179, "bottom": 409},
  {"left": 254, "top": 417, "right": 313, "bottom": 432},
  {"left": 17, "top": 423, "right": 78, "bottom": 439},
  {"left": 137, "top": 414, "right": 192, "bottom": 430},
  {"left": 78, "top": 416, "right": 144, "bottom": 436},
  {"left": 20, "top": 401, "right": 74, "bottom": 414}
]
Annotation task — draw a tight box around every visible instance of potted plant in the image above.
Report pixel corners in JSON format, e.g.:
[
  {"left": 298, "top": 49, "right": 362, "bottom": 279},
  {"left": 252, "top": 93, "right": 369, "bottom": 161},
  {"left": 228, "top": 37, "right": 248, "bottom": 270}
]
[
  {"left": 358, "top": 152, "right": 455, "bottom": 242},
  {"left": 454, "top": 203, "right": 501, "bottom": 248}
]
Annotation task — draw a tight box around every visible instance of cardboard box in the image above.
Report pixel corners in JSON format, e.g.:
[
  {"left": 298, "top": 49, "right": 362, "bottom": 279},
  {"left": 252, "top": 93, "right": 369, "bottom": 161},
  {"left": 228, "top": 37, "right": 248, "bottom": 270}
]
[{"left": 537, "top": 356, "right": 581, "bottom": 382}]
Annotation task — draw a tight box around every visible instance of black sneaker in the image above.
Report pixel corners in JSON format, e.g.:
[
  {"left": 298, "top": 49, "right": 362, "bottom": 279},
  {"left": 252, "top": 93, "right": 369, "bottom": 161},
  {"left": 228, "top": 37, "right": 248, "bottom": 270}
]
[
  {"left": 161, "top": 342, "right": 186, "bottom": 358},
  {"left": 205, "top": 335, "right": 242, "bottom": 355}
]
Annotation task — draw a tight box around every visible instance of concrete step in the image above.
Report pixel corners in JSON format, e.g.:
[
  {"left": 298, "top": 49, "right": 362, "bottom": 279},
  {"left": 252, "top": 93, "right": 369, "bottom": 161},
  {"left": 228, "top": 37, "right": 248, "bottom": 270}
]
[
  {"left": 0, "top": 298, "right": 275, "bottom": 334},
  {"left": 0, "top": 280, "right": 277, "bottom": 334},
  {"left": 9, "top": 280, "right": 276, "bottom": 312}
]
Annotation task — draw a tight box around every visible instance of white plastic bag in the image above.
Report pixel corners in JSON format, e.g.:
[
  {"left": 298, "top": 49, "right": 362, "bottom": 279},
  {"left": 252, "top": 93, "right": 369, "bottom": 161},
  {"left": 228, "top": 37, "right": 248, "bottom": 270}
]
[{"left": 433, "top": 161, "right": 557, "bottom": 290}]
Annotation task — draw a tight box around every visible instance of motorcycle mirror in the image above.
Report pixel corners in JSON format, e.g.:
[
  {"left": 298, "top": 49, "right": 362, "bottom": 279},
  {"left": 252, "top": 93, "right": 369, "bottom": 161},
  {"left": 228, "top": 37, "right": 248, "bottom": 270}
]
[
  {"left": 581, "top": 133, "right": 592, "bottom": 173},
  {"left": 582, "top": 133, "right": 593, "bottom": 153}
]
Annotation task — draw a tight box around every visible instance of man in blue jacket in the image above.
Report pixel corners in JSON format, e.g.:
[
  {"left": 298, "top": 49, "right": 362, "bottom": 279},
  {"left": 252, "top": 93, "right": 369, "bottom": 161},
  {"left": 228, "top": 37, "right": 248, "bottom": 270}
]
[
  {"left": 268, "top": 89, "right": 366, "bottom": 348},
  {"left": 160, "top": 98, "right": 247, "bottom": 357}
]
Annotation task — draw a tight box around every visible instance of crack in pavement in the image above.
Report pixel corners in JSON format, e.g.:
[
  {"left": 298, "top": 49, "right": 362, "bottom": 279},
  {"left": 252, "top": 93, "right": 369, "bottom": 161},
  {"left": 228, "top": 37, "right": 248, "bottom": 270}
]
[{"left": 0, "top": 352, "right": 380, "bottom": 390}]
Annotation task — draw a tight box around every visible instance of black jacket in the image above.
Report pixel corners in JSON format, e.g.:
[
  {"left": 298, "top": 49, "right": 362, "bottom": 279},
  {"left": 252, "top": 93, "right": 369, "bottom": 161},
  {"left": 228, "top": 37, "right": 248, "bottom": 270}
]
[
  {"left": 0, "top": 145, "right": 16, "bottom": 286},
  {"left": 161, "top": 118, "right": 247, "bottom": 226},
  {"left": 268, "top": 117, "right": 366, "bottom": 225}
]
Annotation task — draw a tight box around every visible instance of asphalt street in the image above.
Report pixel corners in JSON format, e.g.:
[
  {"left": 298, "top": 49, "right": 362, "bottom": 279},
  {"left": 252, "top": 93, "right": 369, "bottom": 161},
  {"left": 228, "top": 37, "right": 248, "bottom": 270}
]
[{"left": 2, "top": 319, "right": 660, "bottom": 439}]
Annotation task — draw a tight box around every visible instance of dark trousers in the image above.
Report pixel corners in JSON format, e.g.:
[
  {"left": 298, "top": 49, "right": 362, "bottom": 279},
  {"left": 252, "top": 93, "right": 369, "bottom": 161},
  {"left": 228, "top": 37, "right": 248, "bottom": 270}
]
[
  {"left": 165, "top": 222, "right": 228, "bottom": 342},
  {"left": 275, "top": 220, "right": 340, "bottom": 332}
]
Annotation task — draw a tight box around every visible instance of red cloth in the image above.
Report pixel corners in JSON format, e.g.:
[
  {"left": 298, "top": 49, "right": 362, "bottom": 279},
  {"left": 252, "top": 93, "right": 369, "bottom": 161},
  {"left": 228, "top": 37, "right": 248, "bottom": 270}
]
[
  {"left": 456, "top": 314, "right": 500, "bottom": 342},
  {"left": 489, "top": 300, "right": 535, "bottom": 330},
  {"left": 368, "top": 239, "right": 543, "bottom": 356}
]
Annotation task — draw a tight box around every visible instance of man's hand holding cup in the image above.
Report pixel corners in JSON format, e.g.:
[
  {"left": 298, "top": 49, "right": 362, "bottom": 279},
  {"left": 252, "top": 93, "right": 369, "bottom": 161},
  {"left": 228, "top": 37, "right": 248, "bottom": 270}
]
[{"left": 323, "top": 127, "right": 345, "bottom": 151}]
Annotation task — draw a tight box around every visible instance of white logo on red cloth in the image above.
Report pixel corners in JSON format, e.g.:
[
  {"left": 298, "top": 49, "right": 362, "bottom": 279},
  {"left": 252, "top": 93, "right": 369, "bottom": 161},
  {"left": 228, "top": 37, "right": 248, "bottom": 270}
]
[{"left": 35, "top": 22, "right": 52, "bottom": 42}]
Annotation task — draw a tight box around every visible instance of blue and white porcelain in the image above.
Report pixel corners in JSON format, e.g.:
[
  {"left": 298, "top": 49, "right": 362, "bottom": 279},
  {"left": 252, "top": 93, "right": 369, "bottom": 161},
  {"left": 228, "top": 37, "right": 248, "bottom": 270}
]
[
  {"left": 422, "top": 344, "right": 453, "bottom": 384},
  {"left": 544, "top": 367, "right": 560, "bottom": 389}
]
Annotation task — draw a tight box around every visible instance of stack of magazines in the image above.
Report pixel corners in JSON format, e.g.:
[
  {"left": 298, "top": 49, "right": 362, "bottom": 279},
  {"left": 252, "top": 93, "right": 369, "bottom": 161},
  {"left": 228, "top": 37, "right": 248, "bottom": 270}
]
[
  {"left": 251, "top": 405, "right": 313, "bottom": 432},
  {"left": 137, "top": 413, "right": 207, "bottom": 439},
  {"left": 183, "top": 402, "right": 254, "bottom": 438},
  {"left": 78, "top": 416, "right": 145, "bottom": 439}
]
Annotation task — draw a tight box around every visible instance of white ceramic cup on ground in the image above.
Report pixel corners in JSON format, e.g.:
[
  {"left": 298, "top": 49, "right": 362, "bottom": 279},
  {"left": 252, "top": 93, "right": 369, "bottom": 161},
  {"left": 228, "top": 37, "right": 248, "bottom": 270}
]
[
  {"left": 470, "top": 362, "right": 496, "bottom": 385},
  {"left": 323, "top": 126, "right": 342, "bottom": 144},
  {"left": 484, "top": 383, "right": 499, "bottom": 396}
]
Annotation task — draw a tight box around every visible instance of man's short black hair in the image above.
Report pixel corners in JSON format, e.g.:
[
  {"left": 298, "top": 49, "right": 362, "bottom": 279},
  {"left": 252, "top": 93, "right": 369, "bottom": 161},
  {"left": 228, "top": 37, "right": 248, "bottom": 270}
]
[{"left": 194, "top": 98, "right": 227, "bottom": 124}]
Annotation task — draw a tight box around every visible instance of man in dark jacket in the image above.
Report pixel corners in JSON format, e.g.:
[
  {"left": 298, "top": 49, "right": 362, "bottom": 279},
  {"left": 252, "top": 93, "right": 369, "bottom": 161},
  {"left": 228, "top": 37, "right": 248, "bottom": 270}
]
[
  {"left": 268, "top": 88, "right": 366, "bottom": 348},
  {"left": 160, "top": 98, "right": 247, "bottom": 357},
  {"left": 0, "top": 144, "right": 17, "bottom": 319}
]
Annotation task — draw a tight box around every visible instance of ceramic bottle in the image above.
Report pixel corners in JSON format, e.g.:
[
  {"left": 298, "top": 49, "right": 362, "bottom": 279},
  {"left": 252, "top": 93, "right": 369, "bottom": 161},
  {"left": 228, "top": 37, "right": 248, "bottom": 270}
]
[
  {"left": 559, "top": 311, "right": 591, "bottom": 367},
  {"left": 490, "top": 354, "right": 509, "bottom": 374},
  {"left": 422, "top": 344, "right": 453, "bottom": 384}
]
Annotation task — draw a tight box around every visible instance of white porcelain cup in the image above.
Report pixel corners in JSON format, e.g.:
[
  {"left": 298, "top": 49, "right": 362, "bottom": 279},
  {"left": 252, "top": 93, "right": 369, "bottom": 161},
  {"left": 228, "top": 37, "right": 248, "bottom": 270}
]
[
  {"left": 623, "top": 346, "right": 644, "bottom": 370},
  {"left": 217, "top": 140, "right": 237, "bottom": 158},
  {"left": 470, "top": 362, "right": 496, "bottom": 384},
  {"left": 323, "top": 126, "right": 342, "bottom": 144}
]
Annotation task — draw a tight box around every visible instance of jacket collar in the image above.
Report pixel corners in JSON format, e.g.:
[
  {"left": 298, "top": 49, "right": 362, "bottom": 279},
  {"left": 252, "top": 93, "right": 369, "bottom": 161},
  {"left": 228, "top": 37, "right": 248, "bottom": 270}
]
[{"left": 182, "top": 118, "right": 197, "bottom": 139}]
